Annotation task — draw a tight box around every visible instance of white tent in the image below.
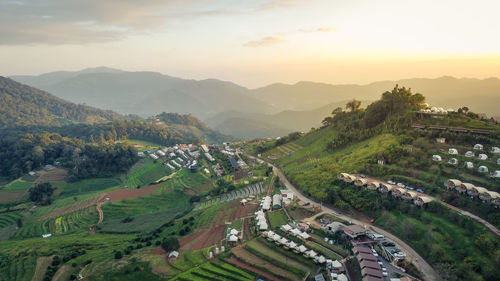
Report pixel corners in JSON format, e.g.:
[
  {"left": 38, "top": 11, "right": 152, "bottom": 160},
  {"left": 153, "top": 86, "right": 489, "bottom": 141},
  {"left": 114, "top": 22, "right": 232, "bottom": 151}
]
[
  {"left": 478, "top": 154, "right": 488, "bottom": 160},
  {"left": 305, "top": 250, "right": 317, "bottom": 258},
  {"left": 228, "top": 235, "right": 238, "bottom": 242},
  {"left": 491, "top": 147, "right": 500, "bottom": 154},
  {"left": 281, "top": 224, "right": 292, "bottom": 232},
  {"left": 448, "top": 158, "right": 458, "bottom": 165},
  {"left": 478, "top": 166, "right": 489, "bottom": 173},
  {"left": 258, "top": 222, "right": 268, "bottom": 230},
  {"left": 279, "top": 237, "right": 289, "bottom": 245},
  {"left": 493, "top": 170, "right": 500, "bottom": 178},
  {"left": 465, "top": 151, "right": 474, "bottom": 157},
  {"left": 297, "top": 245, "right": 308, "bottom": 253},
  {"left": 272, "top": 234, "right": 281, "bottom": 242},
  {"left": 465, "top": 162, "right": 474, "bottom": 169},
  {"left": 448, "top": 148, "right": 458, "bottom": 155},
  {"left": 288, "top": 241, "right": 297, "bottom": 249},
  {"left": 432, "top": 155, "right": 442, "bottom": 162},
  {"left": 474, "top": 144, "right": 484, "bottom": 150},
  {"left": 230, "top": 229, "right": 239, "bottom": 235}
]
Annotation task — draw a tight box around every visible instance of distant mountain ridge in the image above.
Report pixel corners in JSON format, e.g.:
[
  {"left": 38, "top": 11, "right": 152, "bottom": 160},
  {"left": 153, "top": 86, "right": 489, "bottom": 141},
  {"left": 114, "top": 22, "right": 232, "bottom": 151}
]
[{"left": 11, "top": 68, "right": 500, "bottom": 139}]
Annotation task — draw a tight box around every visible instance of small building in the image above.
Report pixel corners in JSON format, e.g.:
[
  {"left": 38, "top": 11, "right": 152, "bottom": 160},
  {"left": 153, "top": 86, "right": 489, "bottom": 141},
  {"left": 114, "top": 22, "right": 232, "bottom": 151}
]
[
  {"left": 168, "top": 251, "right": 179, "bottom": 260},
  {"left": 432, "top": 155, "right": 442, "bottom": 162},
  {"left": 353, "top": 246, "right": 372, "bottom": 255},
  {"left": 478, "top": 166, "right": 489, "bottom": 173},
  {"left": 392, "top": 188, "right": 407, "bottom": 197},
  {"left": 465, "top": 151, "right": 475, "bottom": 158},
  {"left": 228, "top": 157, "right": 240, "bottom": 171},
  {"left": 272, "top": 194, "right": 282, "bottom": 209},
  {"left": 280, "top": 189, "right": 294, "bottom": 201},
  {"left": 137, "top": 152, "right": 145, "bottom": 157},
  {"left": 342, "top": 225, "right": 366, "bottom": 239},
  {"left": 478, "top": 154, "right": 488, "bottom": 160},
  {"left": 457, "top": 182, "right": 475, "bottom": 193},
  {"left": 448, "top": 158, "right": 458, "bottom": 165},
  {"left": 436, "top": 138, "right": 446, "bottom": 143},
  {"left": 228, "top": 235, "right": 239, "bottom": 245},
  {"left": 156, "top": 150, "right": 166, "bottom": 157},
  {"left": 474, "top": 144, "right": 484, "bottom": 150},
  {"left": 403, "top": 191, "right": 418, "bottom": 200},
  {"left": 465, "top": 161, "right": 474, "bottom": 169},
  {"left": 42, "top": 233, "right": 52, "bottom": 238},
  {"left": 415, "top": 196, "right": 433, "bottom": 206},
  {"left": 479, "top": 191, "right": 500, "bottom": 203},
  {"left": 28, "top": 171, "right": 37, "bottom": 176},
  {"left": 281, "top": 224, "right": 292, "bottom": 232},
  {"left": 355, "top": 178, "right": 368, "bottom": 187},
  {"left": 468, "top": 186, "right": 488, "bottom": 197},
  {"left": 378, "top": 183, "right": 394, "bottom": 193},
  {"left": 149, "top": 153, "right": 159, "bottom": 160},
  {"left": 327, "top": 222, "right": 346, "bottom": 234},
  {"left": 356, "top": 252, "right": 377, "bottom": 262},
  {"left": 448, "top": 148, "right": 458, "bottom": 155},
  {"left": 200, "top": 144, "right": 209, "bottom": 153},
  {"left": 367, "top": 182, "right": 380, "bottom": 190}
]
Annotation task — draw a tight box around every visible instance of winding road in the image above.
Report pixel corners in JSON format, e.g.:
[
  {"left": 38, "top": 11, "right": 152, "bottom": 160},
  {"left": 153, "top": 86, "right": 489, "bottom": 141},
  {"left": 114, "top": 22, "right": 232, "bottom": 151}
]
[{"left": 244, "top": 153, "right": 439, "bottom": 281}]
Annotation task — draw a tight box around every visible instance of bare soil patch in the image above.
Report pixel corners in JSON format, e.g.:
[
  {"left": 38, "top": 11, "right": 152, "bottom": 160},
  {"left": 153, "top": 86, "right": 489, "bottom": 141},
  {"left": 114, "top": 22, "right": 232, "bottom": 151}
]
[
  {"left": 31, "top": 256, "right": 53, "bottom": 281},
  {"left": 103, "top": 183, "right": 163, "bottom": 203},
  {"left": 0, "top": 191, "right": 25, "bottom": 203},
  {"left": 226, "top": 256, "right": 284, "bottom": 281},
  {"left": 36, "top": 168, "right": 68, "bottom": 183},
  {"left": 179, "top": 225, "right": 226, "bottom": 251}
]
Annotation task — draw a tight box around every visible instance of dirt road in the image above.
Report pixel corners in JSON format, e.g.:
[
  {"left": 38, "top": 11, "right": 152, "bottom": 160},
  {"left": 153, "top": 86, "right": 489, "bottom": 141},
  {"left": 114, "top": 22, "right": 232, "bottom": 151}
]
[{"left": 245, "top": 154, "right": 439, "bottom": 281}]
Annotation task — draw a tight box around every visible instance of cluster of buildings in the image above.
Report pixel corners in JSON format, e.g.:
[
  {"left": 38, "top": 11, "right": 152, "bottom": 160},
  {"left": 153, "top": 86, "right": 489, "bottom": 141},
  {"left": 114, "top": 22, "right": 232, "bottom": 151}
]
[
  {"left": 432, "top": 144, "right": 500, "bottom": 177},
  {"left": 445, "top": 179, "right": 500, "bottom": 205},
  {"left": 338, "top": 173, "right": 434, "bottom": 206},
  {"left": 226, "top": 227, "right": 240, "bottom": 245},
  {"left": 354, "top": 245, "right": 387, "bottom": 281}
]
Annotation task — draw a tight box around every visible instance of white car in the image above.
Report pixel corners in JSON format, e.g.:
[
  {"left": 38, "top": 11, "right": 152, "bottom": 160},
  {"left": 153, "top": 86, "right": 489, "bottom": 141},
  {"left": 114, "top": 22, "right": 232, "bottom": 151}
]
[
  {"left": 378, "top": 261, "right": 383, "bottom": 266},
  {"left": 383, "top": 272, "right": 388, "bottom": 277},
  {"left": 382, "top": 267, "right": 387, "bottom": 272},
  {"left": 397, "top": 182, "right": 405, "bottom": 188}
]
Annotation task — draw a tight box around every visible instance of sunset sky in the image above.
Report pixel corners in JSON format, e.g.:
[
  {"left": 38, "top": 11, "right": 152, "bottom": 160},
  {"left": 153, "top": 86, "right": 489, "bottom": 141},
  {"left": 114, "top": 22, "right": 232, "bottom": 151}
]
[{"left": 1, "top": 0, "right": 499, "bottom": 87}]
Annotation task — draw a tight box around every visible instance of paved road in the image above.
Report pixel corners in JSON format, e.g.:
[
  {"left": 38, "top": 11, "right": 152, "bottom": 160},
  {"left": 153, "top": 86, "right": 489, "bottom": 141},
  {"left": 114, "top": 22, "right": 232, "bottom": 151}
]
[{"left": 245, "top": 153, "right": 439, "bottom": 281}]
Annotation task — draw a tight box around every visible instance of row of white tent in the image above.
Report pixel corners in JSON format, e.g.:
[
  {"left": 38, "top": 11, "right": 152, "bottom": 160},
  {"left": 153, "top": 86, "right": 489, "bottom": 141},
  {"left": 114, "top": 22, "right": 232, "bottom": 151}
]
[
  {"left": 432, "top": 155, "right": 499, "bottom": 176},
  {"left": 260, "top": 196, "right": 272, "bottom": 211},
  {"left": 447, "top": 149, "right": 494, "bottom": 160},
  {"left": 261, "top": 230, "right": 325, "bottom": 264},
  {"left": 255, "top": 210, "right": 268, "bottom": 231},
  {"left": 280, "top": 224, "right": 311, "bottom": 240}
]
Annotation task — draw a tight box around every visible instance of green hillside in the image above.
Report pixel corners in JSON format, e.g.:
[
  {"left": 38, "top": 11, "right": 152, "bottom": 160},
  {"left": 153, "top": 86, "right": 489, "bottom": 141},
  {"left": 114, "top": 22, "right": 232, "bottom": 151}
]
[{"left": 245, "top": 86, "right": 500, "bottom": 281}]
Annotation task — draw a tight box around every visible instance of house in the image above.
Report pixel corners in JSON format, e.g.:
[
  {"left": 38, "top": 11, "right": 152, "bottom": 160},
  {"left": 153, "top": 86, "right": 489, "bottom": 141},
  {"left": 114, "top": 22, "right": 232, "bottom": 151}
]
[
  {"left": 465, "top": 151, "right": 475, "bottom": 157},
  {"left": 465, "top": 161, "right": 474, "bottom": 169},
  {"left": 448, "top": 148, "right": 458, "bottom": 155},
  {"left": 229, "top": 158, "right": 240, "bottom": 170},
  {"left": 272, "top": 194, "right": 282, "bottom": 209},
  {"left": 479, "top": 191, "right": 500, "bottom": 203},
  {"left": 314, "top": 255, "right": 326, "bottom": 264},
  {"left": 468, "top": 186, "right": 488, "bottom": 197},
  {"left": 377, "top": 159, "right": 385, "bottom": 165},
  {"left": 355, "top": 178, "right": 368, "bottom": 187},
  {"left": 168, "top": 251, "right": 179, "bottom": 260},
  {"left": 200, "top": 144, "right": 209, "bottom": 153},
  {"left": 305, "top": 250, "right": 318, "bottom": 259},
  {"left": 360, "top": 260, "right": 381, "bottom": 270},
  {"left": 436, "top": 138, "right": 446, "bottom": 143},
  {"left": 228, "top": 235, "right": 239, "bottom": 245},
  {"left": 342, "top": 225, "right": 366, "bottom": 239},
  {"left": 378, "top": 183, "right": 394, "bottom": 193},
  {"left": 327, "top": 222, "right": 346, "bottom": 234},
  {"left": 353, "top": 246, "right": 372, "bottom": 255},
  {"left": 361, "top": 268, "right": 383, "bottom": 280},
  {"left": 474, "top": 144, "right": 484, "bottom": 150},
  {"left": 445, "top": 179, "right": 462, "bottom": 189},
  {"left": 356, "top": 252, "right": 377, "bottom": 262},
  {"left": 338, "top": 173, "right": 356, "bottom": 183},
  {"left": 415, "top": 196, "right": 433, "bottom": 206},
  {"left": 204, "top": 153, "right": 215, "bottom": 162},
  {"left": 478, "top": 154, "right": 488, "bottom": 160},
  {"left": 230, "top": 228, "right": 239, "bottom": 236},
  {"left": 392, "top": 188, "right": 407, "bottom": 197},
  {"left": 448, "top": 158, "right": 458, "bottom": 165},
  {"left": 403, "top": 191, "right": 418, "bottom": 200},
  {"left": 367, "top": 182, "right": 380, "bottom": 190},
  {"left": 491, "top": 147, "right": 500, "bottom": 154},
  {"left": 332, "top": 273, "right": 348, "bottom": 281},
  {"left": 457, "top": 182, "right": 475, "bottom": 193},
  {"left": 279, "top": 237, "right": 289, "bottom": 246},
  {"left": 478, "top": 166, "right": 489, "bottom": 173},
  {"left": 280, "top": 190, "right": 294, "bottom": 204},
  {"left": 432, "top": 155, "right": 442, "bottom": 162}
]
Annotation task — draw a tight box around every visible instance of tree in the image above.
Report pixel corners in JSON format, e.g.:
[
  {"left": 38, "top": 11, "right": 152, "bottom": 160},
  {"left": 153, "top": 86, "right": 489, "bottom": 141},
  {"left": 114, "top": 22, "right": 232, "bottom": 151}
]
[
  {"left": 114, "top": 251, "right": 123, "bottom": 259},
  {"left": 161, "top": 237, "right": 180, "bottom": 252},
  {"left": 29, "top": 182, "right": 55, "bottom": 206},
  {"left": 345, "top": 99, "right": 361, "bottom": 112}
]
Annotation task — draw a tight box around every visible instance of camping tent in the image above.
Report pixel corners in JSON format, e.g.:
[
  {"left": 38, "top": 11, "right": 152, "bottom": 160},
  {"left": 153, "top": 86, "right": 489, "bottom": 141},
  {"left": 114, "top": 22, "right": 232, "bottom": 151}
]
[
  {"left": 474, "top": 144, "right": 484, "bottom": 150},
  {"left": 448, "top": 148, "right": 458, "bottom": 155},
  {"left": 478, "top": 154, "right": 488, "bottom": 160},
  {"left": 432, "top": 155, "right": 442, "bottom": 161},
  {"left": 478, "top": 166, "right": 489, "bottom": 173}
]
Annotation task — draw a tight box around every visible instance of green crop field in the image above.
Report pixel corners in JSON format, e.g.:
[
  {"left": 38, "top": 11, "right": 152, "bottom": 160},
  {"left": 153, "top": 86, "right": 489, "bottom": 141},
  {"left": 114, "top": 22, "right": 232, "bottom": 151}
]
[
  {"left": 2, "top": 179, "right": 32, "bottom": 191},
  {"left": 267, "top": 210, "right": 288, "bottom": 229},
  {"left": 172, "top": 260, "right": 254, "bottom": 281},
  {"left": 53, "top": 177, "right": 122, "bottom": 197},
  {"left": 54, "top": 207, "right": 99, "bottom": 234},
  {"left": 0, "top": 255, "right": 37, "bottom": 281},
  {"left": 161, "top": 169, "right": 212, "bottom": 192},
  {"left": 0, "top": 212, "right": 24, "bottom": 229},
  {"left": 123, "top": 159, "right": 171, "bottom": 188},
  {"left": 99, "top": 192, "right": 191, "bottom": 233}
]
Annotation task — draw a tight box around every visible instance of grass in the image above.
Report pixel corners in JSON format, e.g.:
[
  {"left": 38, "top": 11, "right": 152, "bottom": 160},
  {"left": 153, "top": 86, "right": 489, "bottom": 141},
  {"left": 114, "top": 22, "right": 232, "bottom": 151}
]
[
  {"left": 0, "top": 255, "right": 37, "bottom": 281},
  {"left": 162, "top": 169, "right": 212, "bottom": 192},
  {"left": 173, "top": 261, "right": 254, "bottom": 281},
  {"left": 267, "top": 210, "right": 288, "bottom": 229},
  {"left": 2, "top": 179, "right": 32, "bottom": 191},
  {"left": 52, "top": 177, "right": 122, "bottom": 197},
  {"left": 92, "top": 261, "right": 166, "bottom": 281}
]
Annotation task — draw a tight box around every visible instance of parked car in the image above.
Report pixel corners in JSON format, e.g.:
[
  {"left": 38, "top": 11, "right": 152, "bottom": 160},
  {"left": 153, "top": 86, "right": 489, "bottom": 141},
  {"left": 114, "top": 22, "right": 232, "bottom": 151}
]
[
  {"left": 382, "top": 272, "right": 388, "bottom": 277},
  {"left": 405, "top": 185, "right": 415, "bottom": 190},
  {"left": 397, "top": 182, "right": 405, "bottom": 188},
  {"left": 359, "top": 174, "right": 366, "bottom": 178},
  {"left": 303, "top": 202, "right": 311, "bottom": 206},
  {"left": 417, "top": 189, "right": 425, "bottom": 193},
  {"left": 382, "top": 241, "right": 395, "bottom": 247},
  {"left": 387, "top": 180, "right": 395, "bottom": 184},
  {"left": 378, "top": 261, "right": 383, "bottom": 266}
]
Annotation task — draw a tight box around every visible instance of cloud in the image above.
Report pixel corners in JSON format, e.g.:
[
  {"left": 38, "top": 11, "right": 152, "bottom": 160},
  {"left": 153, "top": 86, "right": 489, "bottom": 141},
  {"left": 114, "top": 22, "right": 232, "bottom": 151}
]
[
  {"left": 317, "top": 26, "right": 336, "bottom": 32},
  {"left": 243, "top": 36, "right": 285, "bottom": 47},
  {"left": 0, "top": 0, "right": 242, "bottom": 45}
]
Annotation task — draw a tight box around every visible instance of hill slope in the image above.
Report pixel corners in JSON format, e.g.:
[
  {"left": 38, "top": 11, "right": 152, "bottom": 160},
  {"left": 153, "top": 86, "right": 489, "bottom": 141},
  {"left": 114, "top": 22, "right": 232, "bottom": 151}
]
[{"left": 0, "top": 76, "right": 119, "bottom": 127}]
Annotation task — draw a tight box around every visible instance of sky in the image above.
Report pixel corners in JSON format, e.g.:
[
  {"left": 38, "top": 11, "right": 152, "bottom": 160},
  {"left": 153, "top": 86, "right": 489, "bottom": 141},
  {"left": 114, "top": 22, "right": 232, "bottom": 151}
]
[{"left": 1, "top": 0, "right": 500, "bottom": 88}]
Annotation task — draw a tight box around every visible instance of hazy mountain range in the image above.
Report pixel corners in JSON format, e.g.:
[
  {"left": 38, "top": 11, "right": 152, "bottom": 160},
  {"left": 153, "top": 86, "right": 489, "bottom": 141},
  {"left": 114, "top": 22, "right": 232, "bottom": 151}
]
[{"left": 11, "top": 67, "right": 500, "bottom": 139}]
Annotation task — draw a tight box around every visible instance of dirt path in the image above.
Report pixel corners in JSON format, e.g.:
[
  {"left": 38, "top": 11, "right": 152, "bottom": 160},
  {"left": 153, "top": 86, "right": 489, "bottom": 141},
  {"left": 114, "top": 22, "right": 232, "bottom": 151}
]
[
  {"left": 96, "top": 202, "right": 104, "bottom": 224},
  {"left": 225, "top": 257, "right": 283, "bottom": 281},
  {"left": 31, "top": 256, "right": 53, "bottom": 281},
  {"left": 245, "top": 154, "right": 439, "bottom": 281}
]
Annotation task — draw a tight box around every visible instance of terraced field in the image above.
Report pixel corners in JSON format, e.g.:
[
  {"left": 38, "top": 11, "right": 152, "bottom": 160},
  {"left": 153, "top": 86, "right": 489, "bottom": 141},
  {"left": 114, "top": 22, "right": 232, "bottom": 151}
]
[
  {"left": 123, "top": 159, "right": 171, "bottom": 188},
  {"left": 193, "top": 182, "right": 264, "bottom": 211},
  {"left": 0, "top": 256, "right": 36, "bottom": 281},
  {"left": 54, "top": 207, "right": 99, "bottom": 234},
  {"left": 10, "top": 219, "right": 54, "bottom": 239},
  {"left": 0, "top": 212, "right": 24, "bottom": 228},
  {"left": 172, "top": 261, "right": 255, "bottom": 281},
  {"left": 53, "top": 177, "right": 122, "bottom": 197},
  {"left": 161, "top": 169, "right": 211, "bottom": 192},
  {"left": 2, "top": 179, "right": 32, "bottom": 191}
]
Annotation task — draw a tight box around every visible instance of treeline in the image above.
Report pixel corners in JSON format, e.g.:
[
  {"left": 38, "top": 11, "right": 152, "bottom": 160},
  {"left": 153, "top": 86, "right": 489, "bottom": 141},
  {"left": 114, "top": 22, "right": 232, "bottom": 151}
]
[
  {"left": 323, "top": 85, "right": 424, "bottom": 151},
  {"left": 0, "top": 132, "right": 138, "bottom": 181}
]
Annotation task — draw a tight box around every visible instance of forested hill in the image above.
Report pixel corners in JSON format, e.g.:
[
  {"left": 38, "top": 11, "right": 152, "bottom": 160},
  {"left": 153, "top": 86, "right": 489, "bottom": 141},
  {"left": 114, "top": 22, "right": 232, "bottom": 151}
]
[
  {"left": 0, "top": 76, "right": 120, "bottom": 128},
  {"left": 154, "top": 112, "right": 235, "bottom": 143}
]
